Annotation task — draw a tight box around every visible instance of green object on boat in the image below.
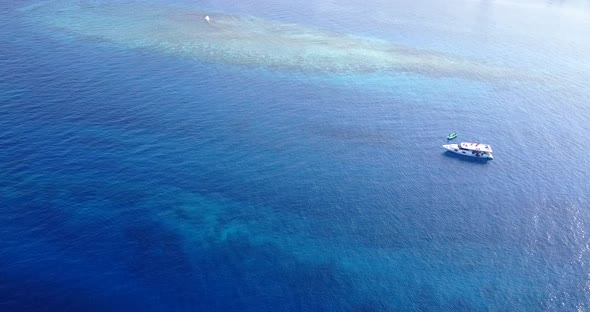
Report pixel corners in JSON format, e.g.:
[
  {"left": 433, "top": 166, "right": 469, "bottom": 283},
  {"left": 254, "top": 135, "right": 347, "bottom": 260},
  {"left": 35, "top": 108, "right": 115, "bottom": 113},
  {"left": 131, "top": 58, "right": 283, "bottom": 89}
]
[{"left": 447, "top": 132, "right": 457, "bottom": 140}]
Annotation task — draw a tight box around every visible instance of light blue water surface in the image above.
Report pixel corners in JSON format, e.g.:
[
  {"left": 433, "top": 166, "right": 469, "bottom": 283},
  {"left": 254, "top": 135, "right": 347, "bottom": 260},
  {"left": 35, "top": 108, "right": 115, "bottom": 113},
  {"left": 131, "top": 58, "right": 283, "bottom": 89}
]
[{"left": 1, "top": 0, "right": 590, "bottom": 311}]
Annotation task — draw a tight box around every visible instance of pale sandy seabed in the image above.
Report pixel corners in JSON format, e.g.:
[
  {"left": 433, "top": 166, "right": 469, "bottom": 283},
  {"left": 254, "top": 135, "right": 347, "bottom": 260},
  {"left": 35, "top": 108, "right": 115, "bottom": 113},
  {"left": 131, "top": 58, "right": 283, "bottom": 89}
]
[{"left": 21, "top": 0, "right": 528, "bottom": 81}]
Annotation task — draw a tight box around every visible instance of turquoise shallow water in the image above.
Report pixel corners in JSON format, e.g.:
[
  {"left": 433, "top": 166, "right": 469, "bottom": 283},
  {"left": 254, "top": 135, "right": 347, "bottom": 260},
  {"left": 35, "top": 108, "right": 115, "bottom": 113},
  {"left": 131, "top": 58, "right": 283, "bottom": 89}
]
[{"left": 2, "top": 0, "right": 590, "bottom": 310}]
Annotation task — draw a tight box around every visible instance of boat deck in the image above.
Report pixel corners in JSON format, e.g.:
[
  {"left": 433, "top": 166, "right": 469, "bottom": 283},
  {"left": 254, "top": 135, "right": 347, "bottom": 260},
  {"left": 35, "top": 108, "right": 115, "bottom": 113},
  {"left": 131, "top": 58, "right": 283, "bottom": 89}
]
[{"left": 460, "top": 142, "right": 493, "bottom": 153}]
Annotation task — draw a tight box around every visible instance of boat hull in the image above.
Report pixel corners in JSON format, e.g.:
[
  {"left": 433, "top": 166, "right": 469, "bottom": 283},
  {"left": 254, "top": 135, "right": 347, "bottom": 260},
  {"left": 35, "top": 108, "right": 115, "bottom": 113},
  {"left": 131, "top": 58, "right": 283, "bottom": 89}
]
[{"left": 443, "top": 144, "right": 493, "bottom": 159}]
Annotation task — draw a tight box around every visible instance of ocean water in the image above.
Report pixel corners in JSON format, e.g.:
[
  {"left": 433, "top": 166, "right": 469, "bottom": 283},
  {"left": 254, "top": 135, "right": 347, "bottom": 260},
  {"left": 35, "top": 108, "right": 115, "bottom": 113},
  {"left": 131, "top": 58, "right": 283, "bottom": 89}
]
[{"left": 2, "top": 0, "right": 590, "bottom": 310}]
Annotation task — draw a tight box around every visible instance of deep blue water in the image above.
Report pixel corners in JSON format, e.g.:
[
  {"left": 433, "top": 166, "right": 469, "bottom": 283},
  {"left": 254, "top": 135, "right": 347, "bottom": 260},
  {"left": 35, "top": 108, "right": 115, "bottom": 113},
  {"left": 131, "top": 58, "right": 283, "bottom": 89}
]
[{"left": 2, "top": 0, "right": 590, "bottom": 311}]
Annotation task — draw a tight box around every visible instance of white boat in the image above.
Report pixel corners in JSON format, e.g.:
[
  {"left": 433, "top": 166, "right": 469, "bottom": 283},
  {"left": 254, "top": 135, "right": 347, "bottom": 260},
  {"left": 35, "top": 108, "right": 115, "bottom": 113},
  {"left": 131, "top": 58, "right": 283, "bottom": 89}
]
[{"left": 443, "top": 142, "right": 493, "bottom": 159}]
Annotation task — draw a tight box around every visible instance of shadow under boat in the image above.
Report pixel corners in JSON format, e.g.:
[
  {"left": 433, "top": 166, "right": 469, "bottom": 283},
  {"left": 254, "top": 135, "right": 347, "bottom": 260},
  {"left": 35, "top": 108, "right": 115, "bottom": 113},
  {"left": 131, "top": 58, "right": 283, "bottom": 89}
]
[{"left": 442, "top": 151, "right": 491, "bottom": 163}]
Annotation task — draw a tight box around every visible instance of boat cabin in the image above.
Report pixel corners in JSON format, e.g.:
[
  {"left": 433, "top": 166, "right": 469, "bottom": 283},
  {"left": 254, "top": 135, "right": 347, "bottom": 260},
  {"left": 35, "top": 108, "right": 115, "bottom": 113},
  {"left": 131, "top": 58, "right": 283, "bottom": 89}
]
[{"left": 459, "top": 142, "right": 493, "bottom": 153}]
